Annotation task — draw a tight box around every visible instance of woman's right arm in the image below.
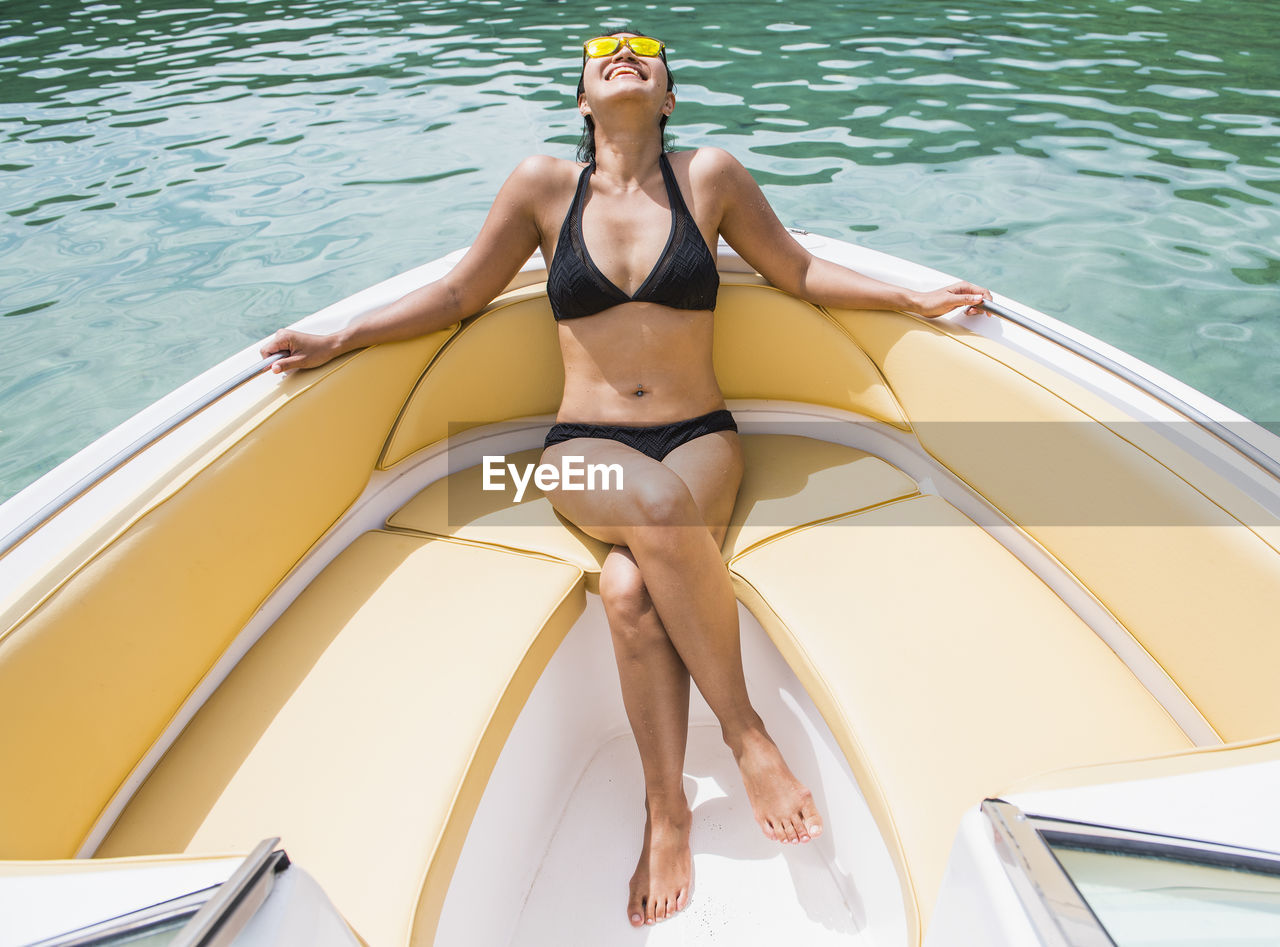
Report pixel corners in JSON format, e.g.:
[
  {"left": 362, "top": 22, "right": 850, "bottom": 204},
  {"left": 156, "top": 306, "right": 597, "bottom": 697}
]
[{"left": 260, "top": 155, "right": 558, "bottom": 373}]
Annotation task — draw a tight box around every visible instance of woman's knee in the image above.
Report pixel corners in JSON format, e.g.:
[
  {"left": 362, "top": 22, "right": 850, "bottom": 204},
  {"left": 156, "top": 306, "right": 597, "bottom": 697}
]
[
  {"left": 600, "top": 554, "right": 663, "bottom": 645},
  {"left": 626, "top": 477, "right": 701, "bottom": 530}
]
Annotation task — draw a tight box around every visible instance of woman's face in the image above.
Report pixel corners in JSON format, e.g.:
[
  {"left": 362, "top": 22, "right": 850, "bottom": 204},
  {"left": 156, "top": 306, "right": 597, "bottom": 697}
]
[{"left": 578, "top": 32, "right": 674, "bottom": 126}]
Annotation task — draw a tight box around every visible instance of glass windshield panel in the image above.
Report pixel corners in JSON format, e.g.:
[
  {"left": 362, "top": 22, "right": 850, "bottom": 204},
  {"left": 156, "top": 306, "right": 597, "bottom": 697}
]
[
  {"left": 1050, "top": 843, "right": 1280, "bottom": 947},
  {"left": 33, "top": 886, "right": 212, "bottom": 946},
  {"left": 84, "top": 915, "right": 191, "bottom": 946}
]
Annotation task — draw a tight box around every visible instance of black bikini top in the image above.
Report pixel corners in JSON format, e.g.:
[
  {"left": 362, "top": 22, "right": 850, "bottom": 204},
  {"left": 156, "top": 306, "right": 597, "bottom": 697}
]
[{"left": 546, "top": 152, "right": 719, "bottom": 321}]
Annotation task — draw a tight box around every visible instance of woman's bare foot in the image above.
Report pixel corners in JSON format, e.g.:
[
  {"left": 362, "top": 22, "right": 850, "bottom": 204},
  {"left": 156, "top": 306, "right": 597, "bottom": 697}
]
[
  {"left": 732, "top": 726, "right": 823, "bottom": 844},
  {"left": 627, "top": 802, "right": 693, "bottom": 926}
]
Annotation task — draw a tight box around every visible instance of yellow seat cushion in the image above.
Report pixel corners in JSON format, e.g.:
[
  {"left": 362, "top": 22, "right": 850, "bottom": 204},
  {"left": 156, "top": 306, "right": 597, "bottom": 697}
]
[
  {"left": 379, "top": 288, "right": 566, "bottom": 469},
  {"left": 725, "top": 435, "right": 918, "bottom": 559},
  {"left": 835, "top": 308, "right": 1280, "bottom": 742},
  {"left": 710, "top": 284, "right": 908, "bottom": 429},
  {"left": 386, "top": 436, "right": 919, "bottom": 577},
  {"left": 0, "top": 335, "right": 445, "bottom": 859},
  {"left": 378, "top": 281, "right": 909, "bottom": 470},
  {"left": 97, "top": 531, "right": 584, "bottom": 947},
  {"left": 387, "top": 447, "right": 613, "bottom": 574},
  {"left": 729, "top": 494, "right": 1194, "bottom": 942},
  {"left": 1005, "top": 732, "right": 1280, "bottom": 797}
]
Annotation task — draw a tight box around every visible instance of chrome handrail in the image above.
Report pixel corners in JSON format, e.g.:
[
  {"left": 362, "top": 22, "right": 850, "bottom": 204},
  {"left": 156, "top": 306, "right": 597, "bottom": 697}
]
[
  {"left": 0, "top": 353, "right": 285, "bottom": 560},
  {"left": 979, "top": 299, "right": 1280, "bottom": 482}
]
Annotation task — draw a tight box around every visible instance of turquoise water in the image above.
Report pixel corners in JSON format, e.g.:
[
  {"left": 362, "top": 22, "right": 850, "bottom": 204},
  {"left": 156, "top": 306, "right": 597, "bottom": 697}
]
[{"left": 2, "top": 0, "right": 1277, "bottom": 503}]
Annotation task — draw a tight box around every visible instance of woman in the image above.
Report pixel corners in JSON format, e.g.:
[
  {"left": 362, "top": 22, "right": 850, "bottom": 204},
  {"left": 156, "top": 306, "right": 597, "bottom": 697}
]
[{"left": 262, "top": 29, "right": 990, "bottom": 928}]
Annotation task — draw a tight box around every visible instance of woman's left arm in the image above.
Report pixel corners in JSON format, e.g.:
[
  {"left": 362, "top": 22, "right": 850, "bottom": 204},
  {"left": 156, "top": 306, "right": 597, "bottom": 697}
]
[{"left": 701, "top": 148, "right": 991, "bottom": 318}]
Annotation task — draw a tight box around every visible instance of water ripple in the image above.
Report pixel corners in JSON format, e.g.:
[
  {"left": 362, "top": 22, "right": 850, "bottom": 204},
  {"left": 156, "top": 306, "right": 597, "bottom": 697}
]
[{"left": 2, "top": 0, "right": 1279, "bottom": 500}]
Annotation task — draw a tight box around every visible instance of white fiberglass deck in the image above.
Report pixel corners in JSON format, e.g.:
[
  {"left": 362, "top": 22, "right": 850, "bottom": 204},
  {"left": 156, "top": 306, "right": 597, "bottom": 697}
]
[
  {"left": 437, "top": 598, "right": 907, "bottom": 947},
  {"left": 514, "top": 728, "right": 863, "bottom": 945}
]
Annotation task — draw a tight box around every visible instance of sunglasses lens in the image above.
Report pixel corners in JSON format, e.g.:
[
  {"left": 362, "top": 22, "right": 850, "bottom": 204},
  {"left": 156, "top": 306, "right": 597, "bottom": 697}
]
[
  {"left": 584, "top": 37, "right": 621, "bottom": 57},
  {"left": 628, "top": 37, "right": 663, "bottom": 56},
  {"left": 583, "top": 36, "right": 664, "bottom": 58}
]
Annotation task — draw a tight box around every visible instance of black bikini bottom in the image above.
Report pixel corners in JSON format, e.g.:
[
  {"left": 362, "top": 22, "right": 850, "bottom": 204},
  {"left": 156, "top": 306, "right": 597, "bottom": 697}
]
[{"left": 543, "top": 409, "right": 738, "bottom": 462}]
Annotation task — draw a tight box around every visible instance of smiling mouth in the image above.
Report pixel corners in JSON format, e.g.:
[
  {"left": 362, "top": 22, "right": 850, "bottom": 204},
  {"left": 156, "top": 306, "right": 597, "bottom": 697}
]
[{"left": 606, "top": 64, "right": 644, "bottom": 80}]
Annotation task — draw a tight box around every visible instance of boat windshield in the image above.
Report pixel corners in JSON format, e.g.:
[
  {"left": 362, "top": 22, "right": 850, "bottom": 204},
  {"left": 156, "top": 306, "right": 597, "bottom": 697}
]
[
  {"left": 18, "top": 839, "right": 285, "bottom": 947},
  {"left": 1046, "top": 836, "right": 1280, "bottom": 946},
  {"left": 55, "top": 913, "right": 193, "bottom": 946}
]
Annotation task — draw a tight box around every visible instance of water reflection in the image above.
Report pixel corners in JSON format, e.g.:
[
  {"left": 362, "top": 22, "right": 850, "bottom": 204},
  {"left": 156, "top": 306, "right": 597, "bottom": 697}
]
[{"left": 1, "top": 0, "right": 1278, "bottom": 499}]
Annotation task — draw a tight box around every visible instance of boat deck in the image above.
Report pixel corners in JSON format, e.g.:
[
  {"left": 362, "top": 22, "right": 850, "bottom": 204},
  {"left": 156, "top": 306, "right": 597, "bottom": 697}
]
[
  {"left": 93, "top": 432, "right": 1193, "bottom": 945},
  {"left": 512, "top": 727, "right": 862, "bottom": 945},
  {"left": 8, "top": 277, "right": 1280, "bottom": 945}
]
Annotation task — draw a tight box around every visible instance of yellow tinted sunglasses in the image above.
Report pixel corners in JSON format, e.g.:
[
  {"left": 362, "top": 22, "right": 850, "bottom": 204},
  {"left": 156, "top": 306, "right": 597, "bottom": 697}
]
[{"left": 583, "top": 35, "right": 665, "bottom": 59}]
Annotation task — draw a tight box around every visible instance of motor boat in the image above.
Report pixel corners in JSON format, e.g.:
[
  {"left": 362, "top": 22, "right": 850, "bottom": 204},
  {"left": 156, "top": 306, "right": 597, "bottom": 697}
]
[{"left": 3, "top": 233, "right": 1279, "bottom": 945}]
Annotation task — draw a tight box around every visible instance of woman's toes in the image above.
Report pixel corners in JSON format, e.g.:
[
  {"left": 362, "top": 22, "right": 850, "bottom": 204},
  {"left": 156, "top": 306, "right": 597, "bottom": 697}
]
[
  {"left": 801, "top": 804, "right": 824, "bottom": 840},
  {"left": 796, "top": 813, "right": 812, "bottom": 842},
  {"left": 783, "top": 817, "right": 802, "bottom": 844},
  {"left": 775, "top": 817, "right": 791, "bottom": 843},
  {"left": 628, "top": 891, "right": 644, "bottom": 928}
]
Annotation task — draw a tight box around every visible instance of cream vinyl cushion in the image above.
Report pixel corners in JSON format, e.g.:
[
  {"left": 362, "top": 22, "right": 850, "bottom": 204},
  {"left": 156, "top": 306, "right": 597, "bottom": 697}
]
[
  {"left": 724, "top": 434, "right": 918, "bottom": 559},
  {"left": 1006, "top": 733, "right": 1280, "bottom": 796},
  {"left": 836, "top": 308, "right": 1280, "bottom": 742},
  {"left": 98, "top": 531, "right": 585, "bottom": 947},
  {"left": 379, "top": 289, "right": 565, "bottom": 469},
  {"left": 0, "top": 335, "right": 445, "bottom": 859},
  {"left": 730, "top": 495, "right": 1194, "bottom": 941},
  {"left": 387, "top": 436, "right": 920, "bottom": 577},
  {"left": 379, "top": 282, "right": 909, "bottom": 470},
  {"left": 710, "top": 284, "right": 908, "bottom": 429},
  {"left": 387, "top": 447, "right": 613, "bottom": 574}
]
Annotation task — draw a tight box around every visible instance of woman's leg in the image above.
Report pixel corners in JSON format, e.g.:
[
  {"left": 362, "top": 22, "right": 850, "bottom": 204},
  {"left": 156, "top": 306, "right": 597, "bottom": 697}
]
[
  {"left": 542, "top": 434, "right": 823, "bottom": 861},
  {"left": 658, "top": 432, "right": 822, "bottom": 849},
  {"left": 601, "top": 546, "right": 692, "bottom": 926},
  {"left": 600, "top": 431, "right": 742, "bottom": 926}
]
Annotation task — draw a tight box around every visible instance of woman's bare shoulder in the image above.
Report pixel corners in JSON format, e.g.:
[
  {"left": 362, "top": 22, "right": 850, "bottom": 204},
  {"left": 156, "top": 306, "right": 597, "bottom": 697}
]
[
  {"left": 676, "top": 146, "right": 744, "bottom": 175},
  {"left": 490, "top": 155, "right": 583, "bottom": 219},
  {"left": 676, "top": 147, "right": 753, "bottom": 193},
  {"left": 672, "top": 148, "right": 757, "bottom": 216},
  {"left": 509, "top": 154, "right": 583, "bottom": 188}
]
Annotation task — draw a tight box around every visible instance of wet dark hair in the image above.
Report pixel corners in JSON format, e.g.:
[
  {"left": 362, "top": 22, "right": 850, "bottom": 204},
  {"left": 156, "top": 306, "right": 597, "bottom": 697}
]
[{"left": 575, "top": 27, "right": 676, "bottom": 163}]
